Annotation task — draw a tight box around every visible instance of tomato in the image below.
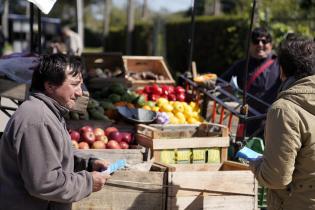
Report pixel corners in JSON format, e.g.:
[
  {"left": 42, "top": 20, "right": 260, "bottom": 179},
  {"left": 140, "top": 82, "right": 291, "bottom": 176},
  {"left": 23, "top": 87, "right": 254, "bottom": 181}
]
[
  {"left": 175, "top": 86, "right": 185, "bottom": 94},
  {"left": 152, "top": 84, "right": 162, "bottom": 95}
]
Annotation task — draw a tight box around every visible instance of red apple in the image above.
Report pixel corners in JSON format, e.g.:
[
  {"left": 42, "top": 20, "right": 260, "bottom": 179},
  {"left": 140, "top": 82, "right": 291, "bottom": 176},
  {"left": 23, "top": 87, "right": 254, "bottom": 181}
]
[
  {"left": 82, "top": 131, "right": 96, "bottom": 144},
  {"left": 161, "top": 85, "right": 170, "bottom": 95},
  {"left": 96, "top": 135, "right": 108, "bottom": 144},
  {"left": 78, "top": 142, "right": 90, "bottom": 149},
  {"left": 136, "top": 89, "right": 144, "bottom": 94},
  {"left": 91, "top": 140, "right": 106, "bottom": 149},
  {"left": 119, "top": 141, "right": 129, "bottom": 149},
  {"left": 104, "top": 127, "right": 119, "bottom": 137},
  {"left": 150, "top": 94, "right": 160, "bottom": 101},
  {"left": 71, "top": 140, "right": 79, "bottom": 149},
  {"left": 80, "top": 125, "right": 93, "bottom": 134},
  {"left": 175, "top": 86, "right": 185, "bottom": 94},
  {"left": 107, "top": 140, "right": 121, "bottom": 149},
  {"left": 120, "top": 132, "right": 133, "bottom": 144},
  {"left": 69, "top": 130, "right": 80, "bottom": 141},
  {"left": 108, "top": 131, "right": 122, "bottom": 142},
  {"left": 168, "top": 86, "right": 175, "bottom": 94},
  {"left": 168, "top": 94, "right": 177, "bottom": 101},
  {"left": 93, "top": 128, "right": 105, "bottom": 137},
  {"left": 176, "top": 93, "right": 186, "bottom": 102}
]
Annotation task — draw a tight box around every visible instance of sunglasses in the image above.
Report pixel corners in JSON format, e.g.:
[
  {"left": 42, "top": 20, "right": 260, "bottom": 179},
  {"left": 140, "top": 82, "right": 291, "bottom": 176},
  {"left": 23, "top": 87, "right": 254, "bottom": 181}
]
[{"left": 252, "top": 38, "right": 270, "bottom": 45}]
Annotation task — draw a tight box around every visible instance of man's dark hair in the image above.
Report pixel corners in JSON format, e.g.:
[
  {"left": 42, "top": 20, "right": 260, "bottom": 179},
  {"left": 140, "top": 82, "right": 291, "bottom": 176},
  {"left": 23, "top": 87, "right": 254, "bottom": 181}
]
[
  {"left": 252, "top": 27, "right": 272, "bottom": 43},
  {"left": 30, "top": 54, "right": 82, "bottom": 92},
  {"left": 277, "top": 33, "right": 315, "bottom": 80}
]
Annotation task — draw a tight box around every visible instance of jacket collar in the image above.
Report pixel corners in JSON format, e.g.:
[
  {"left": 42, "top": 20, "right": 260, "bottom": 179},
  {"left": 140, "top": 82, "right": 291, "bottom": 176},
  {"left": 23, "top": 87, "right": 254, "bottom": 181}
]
[{"left": 30, "top": 91, "right": 69, "bottom": 121}]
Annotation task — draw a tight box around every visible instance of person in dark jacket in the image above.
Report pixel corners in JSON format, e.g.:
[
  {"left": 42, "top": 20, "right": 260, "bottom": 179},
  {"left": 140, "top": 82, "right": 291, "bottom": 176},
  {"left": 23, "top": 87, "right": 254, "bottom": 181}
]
[
  {"left": 220, "top": 27, "right": 281, "bottom": 136},
  {"left": 0, "top": 54, "right": 109, "bottom": 210}
]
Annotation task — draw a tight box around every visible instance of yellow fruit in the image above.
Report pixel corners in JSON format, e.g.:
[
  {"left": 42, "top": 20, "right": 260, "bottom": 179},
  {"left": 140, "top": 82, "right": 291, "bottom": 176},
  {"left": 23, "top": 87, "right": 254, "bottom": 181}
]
[
  {"left": 184, "top": 106, "right": 193, "bottom": 117},
  {"left": 178, "top": 118, "right": 187, "bottom": 124},
  {"left": 160, "top": 103, "right": 173, "bottom": 112},
  {"left": 189, "top": 101, "right": 197, "bottom": 109},
  {"left": 175, "top": 112, "right": 186, "bottom": 121},
  {"left": 191, "top": 111, "right": 199, "bottom": 118},
  {"left": 169, "top": 116, "right": 179, "bottom": 124},
  {"left": 187, "top": 117, "right": 199, "bottom": 124},
  {"left": 156, "top": 98, "right": 169, "bottom": 107},
  {"left": 173, "top": 102, "right": 184, "bottom": 113},
  {"left": 142, "top": 105, "right": 151, "bottom": 110},
  {"left": 166, "top": 112, "right": 174, "bottom": 118},
  {"left": 151, "top": 106, "right": 160, "bottom": 112}
]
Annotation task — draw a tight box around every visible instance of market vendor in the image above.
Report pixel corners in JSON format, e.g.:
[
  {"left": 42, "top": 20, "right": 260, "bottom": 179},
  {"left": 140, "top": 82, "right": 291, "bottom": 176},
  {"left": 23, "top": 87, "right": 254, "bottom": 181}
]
[
  {"left": 220, "top": 27, "right": 281, "bottom": 136},
  {"left": 0, "top": 54, "right": 110, "bottom": 209},
  {"left": 250, "top": 34, "right": 315, "bottom": 210}
]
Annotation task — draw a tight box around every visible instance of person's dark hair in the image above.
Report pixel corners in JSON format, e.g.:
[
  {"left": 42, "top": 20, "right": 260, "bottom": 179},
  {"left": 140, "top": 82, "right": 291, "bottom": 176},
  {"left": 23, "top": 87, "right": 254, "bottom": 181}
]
[
  {"left": 252, "top": 27, "right": 272, "bottom": 43},
  {"left": 277, "top": 33, "right": 315, "bottom": 80},
  {"left": 30, "top": 54, "right": 82, "bottom": 92}
]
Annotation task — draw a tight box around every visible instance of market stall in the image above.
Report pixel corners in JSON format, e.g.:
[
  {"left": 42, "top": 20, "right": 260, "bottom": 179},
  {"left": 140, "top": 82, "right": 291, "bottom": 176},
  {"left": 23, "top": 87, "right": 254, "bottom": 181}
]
[{"left": 0, "top": 1, "right": 260, "bottom": 210}]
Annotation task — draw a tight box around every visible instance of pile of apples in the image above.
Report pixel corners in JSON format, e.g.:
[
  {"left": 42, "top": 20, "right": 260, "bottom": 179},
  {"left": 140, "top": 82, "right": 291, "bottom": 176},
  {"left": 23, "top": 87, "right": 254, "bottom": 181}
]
[
  {"left": 69, "top": 126, "right": 134, "bottom": 150},
  {"left": 136, "top": 84, "right": 186, "bottom": 102}
]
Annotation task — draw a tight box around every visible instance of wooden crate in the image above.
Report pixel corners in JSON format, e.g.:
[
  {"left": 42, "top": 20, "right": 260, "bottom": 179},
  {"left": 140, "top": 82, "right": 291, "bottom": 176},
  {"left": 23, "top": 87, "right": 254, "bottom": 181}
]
[
  {"left": 72, "top": 162, "right": 168, "bottom": 210},
  {"left": 76, "top": 145, "right": 147, "bottom": 165},
  {"left": 135, "top": 123, "right": 229, "bottom": 165},
  {"left": 166, "top": 161, "right": 258, "bottom": 210},
  {"left": 67, "top": 121, "right": 148, "bottom": 165},
  {"left": 82, "top": 52, "right": 129, "bottom": 90},
  {"left": 123, "top": 56, "right": 175, "bottom": 88}
]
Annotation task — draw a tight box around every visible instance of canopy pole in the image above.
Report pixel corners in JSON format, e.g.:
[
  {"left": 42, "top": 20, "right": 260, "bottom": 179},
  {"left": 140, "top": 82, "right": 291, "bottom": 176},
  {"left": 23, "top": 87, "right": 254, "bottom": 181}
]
[
  {"left": 237, "top": 0, "right": 257, "bottom": 145},
  {"left": 29, "top": 3, "right": 34, "bottom": 53},
  {"left": 187, "top": 0, "right": 196, "bottom": 73},
  {"left": 37, "top": 8, "right": 42, "bottom": 54}
]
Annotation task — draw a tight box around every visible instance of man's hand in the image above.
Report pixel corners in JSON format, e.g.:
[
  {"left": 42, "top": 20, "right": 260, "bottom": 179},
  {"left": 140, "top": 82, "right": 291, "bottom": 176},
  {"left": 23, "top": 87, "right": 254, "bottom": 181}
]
[
  {"left": 92, "top": 159, "right": 110, "bottom": 172},
  {"left": 249, "top": 156, "right": 263, "bottom": 175},
  {"left": 91, "top": 171, "right": 110, "bottom": 192}
]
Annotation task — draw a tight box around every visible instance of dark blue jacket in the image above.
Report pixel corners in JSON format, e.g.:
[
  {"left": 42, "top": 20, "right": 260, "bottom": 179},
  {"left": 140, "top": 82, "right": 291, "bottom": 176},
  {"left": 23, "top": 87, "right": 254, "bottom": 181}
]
[
  {"left": 220, "top": 54, "right": 281, "bottom": 136},
  {"left": 221, "top": 54, "right": 281, "bottom": 106}
]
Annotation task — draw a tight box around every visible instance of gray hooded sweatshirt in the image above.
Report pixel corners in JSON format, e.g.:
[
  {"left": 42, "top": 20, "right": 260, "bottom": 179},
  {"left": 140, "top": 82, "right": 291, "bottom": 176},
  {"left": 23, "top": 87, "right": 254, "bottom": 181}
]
[{"left": 0, "top": 92, "right": 94, "bottom": 210}]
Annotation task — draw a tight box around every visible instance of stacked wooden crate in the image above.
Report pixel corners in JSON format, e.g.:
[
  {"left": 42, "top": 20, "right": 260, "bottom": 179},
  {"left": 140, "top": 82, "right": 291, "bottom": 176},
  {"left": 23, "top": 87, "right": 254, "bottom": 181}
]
[
  {"left": 135, "top": 123, "right": 229, "bottom": 166},
  {"left": 123, "top": 56, "right": 175, "bottom": 88},
  {"left": 72, "top": 162, "right": 168, "bottom": 210},
  {"left": 166, "top": 161, "right": 257, "bottom": 210}
]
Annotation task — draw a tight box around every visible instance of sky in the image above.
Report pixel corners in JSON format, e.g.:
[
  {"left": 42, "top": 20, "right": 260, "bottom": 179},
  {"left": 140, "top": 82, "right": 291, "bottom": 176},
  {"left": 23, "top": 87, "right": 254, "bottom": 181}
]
[{"left": 113, "top": 0, "right": 192, "bottom": 13}]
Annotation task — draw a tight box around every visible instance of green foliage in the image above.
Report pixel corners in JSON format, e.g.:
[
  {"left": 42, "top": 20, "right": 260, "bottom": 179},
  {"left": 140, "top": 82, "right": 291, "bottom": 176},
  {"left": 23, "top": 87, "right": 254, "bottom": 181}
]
[{"left": 165, "top": 15, "right": 247, "bottom": 75}]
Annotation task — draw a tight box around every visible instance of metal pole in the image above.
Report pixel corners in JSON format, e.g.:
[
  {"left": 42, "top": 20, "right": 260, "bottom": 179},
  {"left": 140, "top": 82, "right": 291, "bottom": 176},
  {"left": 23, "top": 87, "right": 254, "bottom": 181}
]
[
  {"left": 37, "top": 8, "right": 41, "bottom": 54},
  {"left": 30, "top": 3, "right": 34, "bottom": 53},
  {"left": 239, "top": 0, "right": 256, "bottom": 141},
  {"left": 188, "top": 0, "right": 196, "bottom": 73},
  {"left": 243, "top": 0, "right": 256, "bottom": 107}
]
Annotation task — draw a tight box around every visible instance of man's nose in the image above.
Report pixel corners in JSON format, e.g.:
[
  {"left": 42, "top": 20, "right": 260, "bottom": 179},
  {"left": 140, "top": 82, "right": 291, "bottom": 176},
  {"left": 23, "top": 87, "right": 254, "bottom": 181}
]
[{"left": 75, "top": 86, "right": 83, "bottom": 97}]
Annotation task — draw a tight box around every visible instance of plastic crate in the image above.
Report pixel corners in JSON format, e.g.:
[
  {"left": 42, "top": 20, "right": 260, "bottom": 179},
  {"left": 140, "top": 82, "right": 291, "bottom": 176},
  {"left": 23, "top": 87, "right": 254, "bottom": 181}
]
[{"left": 246, "top": 137, "right": 267, "bottom": 209}]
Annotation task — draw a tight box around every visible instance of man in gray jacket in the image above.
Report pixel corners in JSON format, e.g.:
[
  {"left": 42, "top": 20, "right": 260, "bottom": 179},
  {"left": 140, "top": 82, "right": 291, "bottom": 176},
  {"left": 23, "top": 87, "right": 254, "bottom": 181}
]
[{"left": 0, "top": 54, "right": 109, "bottom": 209}]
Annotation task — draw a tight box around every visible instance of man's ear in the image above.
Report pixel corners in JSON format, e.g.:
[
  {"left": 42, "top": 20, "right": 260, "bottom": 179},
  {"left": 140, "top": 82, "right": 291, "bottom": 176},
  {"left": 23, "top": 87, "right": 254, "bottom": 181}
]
[{"left": 44, "top": 81, "right": 55, "bottom": 94}]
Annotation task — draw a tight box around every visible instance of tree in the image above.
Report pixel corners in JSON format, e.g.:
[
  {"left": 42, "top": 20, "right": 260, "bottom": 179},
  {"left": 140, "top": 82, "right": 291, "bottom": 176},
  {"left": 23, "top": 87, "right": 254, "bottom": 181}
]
[
  {"left": 126, "top": 0, "right": 135, "bottom": 54},
  {"left": 103, "top": 0, "right": 112, "bottom": 51}
]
